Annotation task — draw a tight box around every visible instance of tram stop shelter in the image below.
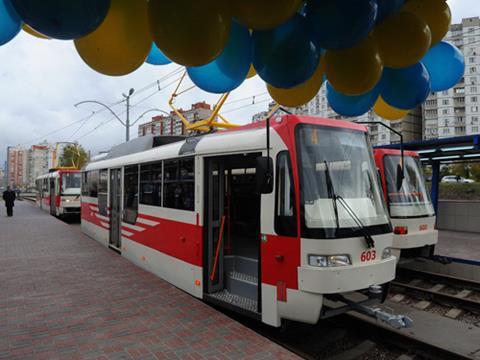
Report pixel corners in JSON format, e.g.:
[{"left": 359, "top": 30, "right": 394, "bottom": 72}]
[{"left": 378, "top": 134, "right": 480, "bottom": 213}]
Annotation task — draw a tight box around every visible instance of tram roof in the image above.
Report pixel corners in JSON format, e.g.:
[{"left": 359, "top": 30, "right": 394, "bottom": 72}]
[
  {"left": 378, "top": 134, "right": 480, "bottom": 164},
  {"left": 85, "top": 115, "right": 368, "bottom": 171}
]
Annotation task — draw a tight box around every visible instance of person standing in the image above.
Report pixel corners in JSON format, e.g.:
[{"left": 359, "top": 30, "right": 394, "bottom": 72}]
[{"left": 2, "top": 186, "right": 16, "bottom": 217}]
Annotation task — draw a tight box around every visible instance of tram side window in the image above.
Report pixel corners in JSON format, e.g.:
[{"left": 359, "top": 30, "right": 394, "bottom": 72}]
[
  {"left": 88, "top": 171, "right": 99, "bottom": 198},
  {"left": 81, "top": 172, "right": 88, "bottom": 196},
  {"left": 275, "top": 152, "right": 297, "bottom": 237},
  {"left": 43, "top": 179, "right": 48, "bottom": 194},
  {"left": 163, "top": 158, "right": 195, "bottom": 211},
  {"left": 98, "top": 170, "right": 108, "bottom": 216},
  {"left": 140, "top": 162, "right": 162, "bottom": 206},
  {"left": 123, "top": 165, "right": 139, "bottom": 224}
]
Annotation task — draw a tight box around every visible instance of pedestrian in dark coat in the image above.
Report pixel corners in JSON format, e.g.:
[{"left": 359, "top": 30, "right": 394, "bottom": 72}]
[{"left": 2, "top": 186, "right": 16, "bottom": 217}]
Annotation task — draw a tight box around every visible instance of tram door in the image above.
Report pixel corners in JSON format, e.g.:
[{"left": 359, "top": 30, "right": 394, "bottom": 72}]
[
  {"left": 109, "top": 168, "right": 122, "bottom": 250},
  {"left": 206, "top": 159, "right": 225, "bottom": 293},
  {"left": 49, "top": 178, "right": 56, "bottom": 216}
]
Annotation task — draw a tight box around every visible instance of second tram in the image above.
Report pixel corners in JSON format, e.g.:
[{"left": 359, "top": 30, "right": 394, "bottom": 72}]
[
  {"left": 81, "top": 115, "right": 397, "bottom": 327},
  {"left": 36, "top": 169, "right": 81, "bottom": 217},
  {"left": 374, "top": 148, "right": 438, "bottom": 259}
]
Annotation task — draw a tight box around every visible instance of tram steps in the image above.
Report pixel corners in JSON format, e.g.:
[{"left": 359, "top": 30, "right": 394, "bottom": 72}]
[
  {"left": 225, "top": 255, "right": 258, "bottom": 277},
  {"left": 225, "top": 256, "right": 258, "bottom": 302},
  {"left": 208, "top": 289, "right": 258, "bottom": 313}
]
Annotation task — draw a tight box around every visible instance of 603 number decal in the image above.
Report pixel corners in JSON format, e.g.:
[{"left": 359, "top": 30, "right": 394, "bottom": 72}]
[{"left": 360, "top": 250, "right": 376, "bottom": 262}]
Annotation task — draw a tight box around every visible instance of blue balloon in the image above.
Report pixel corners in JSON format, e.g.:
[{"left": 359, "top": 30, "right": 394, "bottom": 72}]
[
  {"left": 306, "top": 0, "right": 378, "bottom": 50},
  {"left": 11, "top": 0, "right": 110, "bottom": 40},
  {"left": 146, "top": 43, "right": 172, "bottom": 66},
  {"left": 0, "top": 0, "right": 21, "bottom": 45},
  {"left": 380, "top": 63, "right": 431, "bottom": 110},
  {"left": 187, "top": 21, "right": 251, "bottom": 94},
  {"left": 327, "top": 81, "right": 379, "bottom": 117},
  {"left": 376, "top": 0, "right": 404, "bottom": 24},
  {"left": 422, "top": 41, "right": 465, "bottom": 92},
  {"left": 253, "top": 14, "right": 319, "bottom": 89}
]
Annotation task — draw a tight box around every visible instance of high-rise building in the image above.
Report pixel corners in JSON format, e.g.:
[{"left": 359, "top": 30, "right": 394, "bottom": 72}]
[
  {"left": 424, "top": 17, "right": 480, "bottom": 140},
  {"left": 138, "top": 102, "right": 213, "bottom": 137},
  {"left": 6, "top": 146, "right": 28, "bottom": 188},
  {"left": 27, "top": 142, "right": 54, "bottom": 188},
  {"left": 0, "top": 167, "right": 5, "bottom": 188},
  {"left": 279, "top": 83, "right": 423, "bottom": 146},
  {"left": 6, "top": 142, "right": 55, "bottom": 189}
]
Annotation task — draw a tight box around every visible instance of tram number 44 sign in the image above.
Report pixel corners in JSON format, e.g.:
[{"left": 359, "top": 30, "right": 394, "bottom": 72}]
[{"left": 360, "top": 250, "right": 376, "bottom": 262}]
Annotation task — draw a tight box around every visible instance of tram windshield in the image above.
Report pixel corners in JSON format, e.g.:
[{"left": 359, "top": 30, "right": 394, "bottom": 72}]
[
  {"left": 384, "top": 155, "right": 434, "bottom": 218},
  {"left": 297, "top": 125, "right": 390, "bottom": 239},
  {"left": 62, "top": 173, "right": 81, "bottom": 195}
]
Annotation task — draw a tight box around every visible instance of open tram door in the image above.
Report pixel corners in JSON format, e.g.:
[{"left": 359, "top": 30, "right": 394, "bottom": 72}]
[
  {"left": 204, "top": 154, "right": 262, "bottom": 318},
  {"left": 109, "top": 168, "right": 122, "bottom": 251},
  {"left": 49, "top": 177, "right": 56, "bottom": 216}
]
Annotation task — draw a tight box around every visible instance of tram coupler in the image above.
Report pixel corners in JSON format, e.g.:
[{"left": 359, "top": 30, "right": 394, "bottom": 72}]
[
  {"left": 327, "top": 294, "right": 413, "bottom": 329},
  {"left": 427, "top": 255, "right": 452, "bottom": 265}
]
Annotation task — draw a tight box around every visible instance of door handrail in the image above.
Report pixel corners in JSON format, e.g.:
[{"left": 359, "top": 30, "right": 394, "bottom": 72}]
[{"left": 210, "top": 215, "right": 226, "bottom": 281}]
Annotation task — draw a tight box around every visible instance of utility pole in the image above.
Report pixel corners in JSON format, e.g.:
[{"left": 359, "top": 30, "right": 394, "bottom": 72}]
[
  {"left": 75, "top": 88, "right": 164, "bottom": 143},
  {"left": 123, "top": 88, "right": 135, "bottom": 142}
]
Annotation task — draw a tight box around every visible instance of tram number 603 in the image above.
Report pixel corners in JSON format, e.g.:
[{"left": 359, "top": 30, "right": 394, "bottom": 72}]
[{"left": 360, "top": 250, "right": 376, "bottom": 262}]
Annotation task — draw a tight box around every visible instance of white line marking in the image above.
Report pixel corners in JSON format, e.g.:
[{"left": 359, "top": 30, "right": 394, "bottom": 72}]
[
  {"left": 136, "top": 217, "right": 160, "bottom": 227},
  {"left": 122, "top": 223, "right": 146, "bottom": 232}
]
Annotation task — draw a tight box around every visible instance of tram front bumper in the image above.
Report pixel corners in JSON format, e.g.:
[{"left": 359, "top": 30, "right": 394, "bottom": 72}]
[
  {"left": 392, "top": 229, "right": 438, "bottom": 249},
  {"left": 297, "top": 256, "right": 396, "bottom": 294}
]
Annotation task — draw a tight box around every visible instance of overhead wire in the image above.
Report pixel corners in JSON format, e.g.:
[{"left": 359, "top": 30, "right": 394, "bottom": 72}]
[
  {"left": 20, "top": 67, "right": 184, "bottom": 146},
  {"left": 74, "top": 73, "right": 184, "bottom": 141}
]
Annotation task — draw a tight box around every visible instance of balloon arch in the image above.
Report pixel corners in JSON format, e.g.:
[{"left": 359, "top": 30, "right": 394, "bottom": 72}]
[{"left": 0, "top": 0, "right": 465, "bottom": 120}]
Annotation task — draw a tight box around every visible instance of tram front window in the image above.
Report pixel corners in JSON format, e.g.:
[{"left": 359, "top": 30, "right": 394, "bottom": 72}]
[
  {"left": 297, "top": 125, "right": 391, "bottom": 239},
  {"left": 62, "top": 173, "right": 81, "bottom": 195},
  {"left": 384, "top": 155, "right": 434, "bottom": 218}
]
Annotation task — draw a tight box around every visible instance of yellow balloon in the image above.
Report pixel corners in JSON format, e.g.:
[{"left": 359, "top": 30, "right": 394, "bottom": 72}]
[
  {"left": 373, "top": 97, "right": 409, "bottom": 120},
  {"left": 403, "top": 0, "right": 451, "bottom": 45},
  {"left": 75, "top": 0, "right": 152, "bottom": 76},
  {"left": 22, "top": 24, "right": 49, "bottom": 39},
  {"left": 247, "top": 64, "right": 257, "bottom": 79},
  {"left": 325, "top": 36, "right": 383, "bottom": 96},
  {"left": 267, "top": 58, "right": 325, "bottom": 107},
  {"left": 231, "top": 0, "right": 303, "bottom": 30},
  {"left": 374, "top": 12, "right": 431, "bottom": 68},
  {"left": 148, "top": 0, "right": 230, "bottom": 66}
]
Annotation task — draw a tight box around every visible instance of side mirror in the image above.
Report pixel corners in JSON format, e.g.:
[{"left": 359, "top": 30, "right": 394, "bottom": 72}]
[
  {"left": 256, "top": 156, "right": 273, "bottom": 194},
  {"left": 396, "top": 164, "right": 404, "bottom": 191}
]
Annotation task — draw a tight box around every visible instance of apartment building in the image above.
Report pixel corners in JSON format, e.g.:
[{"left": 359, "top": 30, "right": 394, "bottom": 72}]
[
  {"left": 138, "top": 102, "right": 213, "bottom": 137},
  {"left": 424, "top": 17, "right": 480, "bottom": 140},
  {"left": 5, "top": 142, "right": 55, "bottom": 188}
]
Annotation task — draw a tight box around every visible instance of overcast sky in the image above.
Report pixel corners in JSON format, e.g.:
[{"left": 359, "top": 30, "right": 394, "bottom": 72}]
[{"left": 0, "top": 0, "right": 476, "bottom": 166}]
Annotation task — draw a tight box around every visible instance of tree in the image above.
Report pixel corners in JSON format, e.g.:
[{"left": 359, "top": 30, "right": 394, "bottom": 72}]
[
  {"left": 59, "top": 144, "right": 88, "bottom": 169},
  {"left": 471, "top": 162, "right": 480, "bottom": 182},
  {"left": 451, "top": 163, "right": 468, "bottom": 178}
]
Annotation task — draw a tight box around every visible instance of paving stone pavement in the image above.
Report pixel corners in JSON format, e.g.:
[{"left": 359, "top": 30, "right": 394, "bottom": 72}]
[{"left": 0, "top": 202, "right": 298, "bottom": 360}]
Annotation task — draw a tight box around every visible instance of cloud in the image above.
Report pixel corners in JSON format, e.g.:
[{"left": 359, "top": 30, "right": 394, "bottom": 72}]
[{"left": 0, "top": 3, "right": 477, "bottom": 166}]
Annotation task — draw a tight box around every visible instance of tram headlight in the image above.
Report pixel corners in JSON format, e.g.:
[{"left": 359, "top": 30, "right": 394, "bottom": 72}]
[
  {"left": 308, "top": 254, "right": 351, "bottom": 267},
  {"left": 382, "top": 247, "right": 392, "bottom": 259}
]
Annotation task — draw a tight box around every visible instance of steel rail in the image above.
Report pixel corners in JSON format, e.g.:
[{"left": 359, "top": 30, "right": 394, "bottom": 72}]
[
  {"left": 337, "top": 312, "right": 473, "bottom": 360},
  {"left": 391, "top": 281, "right": 480, "bottom": 314},
  {"left": 397, "top": 267, "right": 480, "bottom": 292}
]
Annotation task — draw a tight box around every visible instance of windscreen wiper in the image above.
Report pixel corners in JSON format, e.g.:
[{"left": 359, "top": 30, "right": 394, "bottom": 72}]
[
  {"left": 323, "top": 161, "right": 375, "bottom": 248},
  {"left": 323, "top": 161, "right": 340, "bottom": 232},
  {"left": 335, "top": 195, "right": 375, "bottom": 249}
]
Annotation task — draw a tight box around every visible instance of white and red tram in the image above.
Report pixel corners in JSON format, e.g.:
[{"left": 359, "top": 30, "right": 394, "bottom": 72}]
[
  {"left": 81, "top": 115, "right": 397, "bottom": 327},
  {"left": 374, "top": 148, "right": 438, "bottom": 259},
  {"left": 36, "top": 169, "right": 81, "bottom": 217}
]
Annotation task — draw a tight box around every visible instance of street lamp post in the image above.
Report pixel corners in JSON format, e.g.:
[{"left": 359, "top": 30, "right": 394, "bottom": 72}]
[
  {"left": 123, "top": 88, "right": 135, "bottom": 141},
  {"left": 75, "top": 89, "right": 166, "bottom": 142}
]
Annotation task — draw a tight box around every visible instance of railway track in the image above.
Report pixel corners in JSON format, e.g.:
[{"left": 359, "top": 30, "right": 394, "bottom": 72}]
[
  {"left": 392, "top": 267, "right": 480, "bottom": 314},
  {"left": 338, "top": 311, "right": 474, "bottom": 360}
]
